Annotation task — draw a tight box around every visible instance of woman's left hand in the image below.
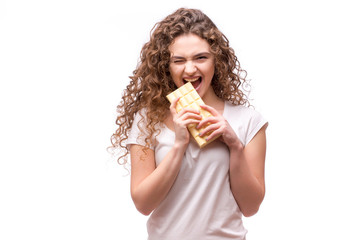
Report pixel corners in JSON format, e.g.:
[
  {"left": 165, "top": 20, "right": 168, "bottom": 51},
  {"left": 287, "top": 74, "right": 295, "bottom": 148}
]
[{"left": 196, "top": 104, "right": 243, "bottom": 150}]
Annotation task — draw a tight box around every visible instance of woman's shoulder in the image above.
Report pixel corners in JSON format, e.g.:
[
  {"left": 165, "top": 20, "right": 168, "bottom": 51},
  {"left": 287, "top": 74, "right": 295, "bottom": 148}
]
[
  {"left": 128, "top": 108, "right": 156, "bottom": 149},
  {"left": 225, "top": 101, "right": 268, "bottom": 145},
  {"left": 132, "top": 108, "right": 149, "bottom": 123},
  {"left": 129, "top": 109, "right": 151, "bottom": 138},
  {"left": 225, "top": 101, "right": 261, "bottom": 118},
  {"left": 132, "top": 108, "right": 165, "bottom": 135},
  {"left": 224, "top": 101, "right": 267, "bottom": 129}
]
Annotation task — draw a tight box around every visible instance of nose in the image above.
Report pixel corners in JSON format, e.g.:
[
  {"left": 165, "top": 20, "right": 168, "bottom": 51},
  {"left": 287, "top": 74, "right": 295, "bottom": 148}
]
[{"left": 184, "top": 61, "right": 197, "bottom": 75}]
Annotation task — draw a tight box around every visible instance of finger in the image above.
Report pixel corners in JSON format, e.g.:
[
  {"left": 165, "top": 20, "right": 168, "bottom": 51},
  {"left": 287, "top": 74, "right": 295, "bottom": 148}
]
[
  {"left": 178, "top": 107, "right": 200, "bottom": 116},
  {"left": 182, "top": 119, "right": 201, "bottom": 127},
  {"left": 175, "top": 118, "right": 201, "bottom": 129},
  {"left": 199, "top": 123, "right": 221, "bottom": 137},
  {"left": 169, "top": 97, "right": 180, "bottom": 115},
  {"left": 196, "top": 116, "right": 218, "bottom": 129},
  {"left": 200, "top": 104, "right": 219, "bottom": 116},
  {"left": 199, "top": 124, "right": 223, "bottom": 141},
  {"left": 204, "top": 129, "right": 223, "bottom": 142},
  {"left": 179, "top": 112, "right": 203, "bottom": 121}
]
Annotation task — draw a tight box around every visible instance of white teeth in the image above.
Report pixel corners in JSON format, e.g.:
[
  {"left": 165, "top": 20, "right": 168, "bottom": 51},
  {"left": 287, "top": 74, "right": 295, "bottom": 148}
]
[{"left": 184, "top": 77, "right": 200, "bottom": 82}]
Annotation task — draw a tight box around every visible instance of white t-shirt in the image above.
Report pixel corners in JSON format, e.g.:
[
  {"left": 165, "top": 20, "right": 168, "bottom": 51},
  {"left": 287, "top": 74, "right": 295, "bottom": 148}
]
[{"left": 127, "top": 101, "right": 268, "bottom": 240}]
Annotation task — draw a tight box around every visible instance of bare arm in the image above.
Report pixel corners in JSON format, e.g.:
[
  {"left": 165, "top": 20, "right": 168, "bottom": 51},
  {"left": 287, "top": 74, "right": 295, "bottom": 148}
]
[
  {"left": 198, "top": 104, "right": 267, "bottom": 217},
  {"left": 130, "top": 143, "right": 186, "bottom": 216},
  {"left": 228, "top": 126, "right": 267, "bottom": 217},
  {"left": 130, "top": 98, "right": 201, "bottom": 215}
]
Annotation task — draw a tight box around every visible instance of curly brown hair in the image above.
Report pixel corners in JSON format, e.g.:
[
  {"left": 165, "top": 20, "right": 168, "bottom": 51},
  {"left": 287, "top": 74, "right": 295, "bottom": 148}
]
[{"left": 110, "top": 8, "right": 250, "bottom": 165}]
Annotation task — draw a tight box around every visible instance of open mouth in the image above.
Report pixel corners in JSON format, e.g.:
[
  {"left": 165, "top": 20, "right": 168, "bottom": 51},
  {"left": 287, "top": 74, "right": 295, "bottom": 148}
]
[{"left": 183, "top": 77, "right": 202, "bottom": 90}]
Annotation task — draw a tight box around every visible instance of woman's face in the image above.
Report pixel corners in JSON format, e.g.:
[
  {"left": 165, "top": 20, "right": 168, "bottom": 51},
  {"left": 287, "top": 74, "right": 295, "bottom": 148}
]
[{"left": 168, "top": 34, "right": 215, "bottom": 99}]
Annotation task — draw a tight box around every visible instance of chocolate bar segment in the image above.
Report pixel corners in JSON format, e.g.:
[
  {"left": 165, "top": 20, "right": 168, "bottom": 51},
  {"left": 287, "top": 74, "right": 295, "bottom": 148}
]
[{"left": 166, "top": 82, "right": 220, "bottom": 148}]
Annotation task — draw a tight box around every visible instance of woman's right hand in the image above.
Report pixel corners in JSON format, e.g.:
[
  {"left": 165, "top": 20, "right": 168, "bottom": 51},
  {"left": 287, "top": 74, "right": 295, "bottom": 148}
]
[{"left": 170, "top": 97, "right": 202, "bottom": 146}]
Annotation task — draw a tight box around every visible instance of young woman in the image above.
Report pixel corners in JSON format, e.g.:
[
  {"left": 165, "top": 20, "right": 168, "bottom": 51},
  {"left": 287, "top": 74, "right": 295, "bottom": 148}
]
[{"left": 111, "top": 8, "right": 268, "bottom": 240}]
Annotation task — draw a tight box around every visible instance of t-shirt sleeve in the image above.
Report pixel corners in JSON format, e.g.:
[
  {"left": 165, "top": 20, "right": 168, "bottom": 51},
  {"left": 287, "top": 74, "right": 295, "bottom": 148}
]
[
  {"left": 244, "top": 109, "right": 268, "bottom": 146},
  {"left": 126, "top": 111, "right": 155, "bottom": 150}
]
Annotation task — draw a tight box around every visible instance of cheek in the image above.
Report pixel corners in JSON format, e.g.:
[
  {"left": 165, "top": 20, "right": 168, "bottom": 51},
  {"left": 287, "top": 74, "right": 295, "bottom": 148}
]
[
  {"left": 169, "top": 65, "right": 176, "bottom": 76},
  {"left": 170, "top": 66, "right": 181, "bottom": 77},
  {"left": 204, "top": 64, "right": 215, "bottom": 78},
  {"left": 169, "top": 67, "right": 182, "bottom": 84}
]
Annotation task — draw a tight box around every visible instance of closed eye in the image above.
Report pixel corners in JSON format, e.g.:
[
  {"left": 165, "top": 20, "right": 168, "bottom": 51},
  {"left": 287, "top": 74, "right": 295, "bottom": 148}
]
[
  {"left": 195, "top": 56, "right": 208, "bottom": 62},
  {"left": 171, "top": 58, "right": 185, "bottom": 64}
]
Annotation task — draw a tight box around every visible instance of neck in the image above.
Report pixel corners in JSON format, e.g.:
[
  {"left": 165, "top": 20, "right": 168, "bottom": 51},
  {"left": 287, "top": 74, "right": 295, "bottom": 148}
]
[{"left": 202, "top": 86, "right": 224, "bottom": 113}]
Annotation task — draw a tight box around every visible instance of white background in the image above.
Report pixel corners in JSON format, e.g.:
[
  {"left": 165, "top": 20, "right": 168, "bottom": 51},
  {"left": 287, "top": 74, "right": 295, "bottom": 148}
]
[{"left": 1, "top": 0, "right": 359, "bottom": 239}]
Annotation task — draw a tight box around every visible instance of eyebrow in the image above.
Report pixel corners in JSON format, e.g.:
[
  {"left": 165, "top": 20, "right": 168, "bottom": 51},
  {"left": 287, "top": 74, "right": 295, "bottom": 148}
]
[{"left": 170, "top": 52, "right": 212, "bottom": 59}]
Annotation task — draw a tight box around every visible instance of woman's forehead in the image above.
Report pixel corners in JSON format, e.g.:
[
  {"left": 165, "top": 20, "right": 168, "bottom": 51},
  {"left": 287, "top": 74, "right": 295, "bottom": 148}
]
[{"left": 169, "top": 34, "right": 211, "bottom": 56}]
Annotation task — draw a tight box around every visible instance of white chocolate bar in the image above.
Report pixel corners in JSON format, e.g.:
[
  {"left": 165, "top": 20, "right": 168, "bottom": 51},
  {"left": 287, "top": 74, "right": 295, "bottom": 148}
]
[{"left": 166, "top": 82, "right": 219, "bottom": 148}]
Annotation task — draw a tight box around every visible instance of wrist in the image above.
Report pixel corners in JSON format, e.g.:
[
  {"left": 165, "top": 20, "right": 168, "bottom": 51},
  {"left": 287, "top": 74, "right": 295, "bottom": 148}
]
[
  {"left": 173, "top": 140, "right": 188, "bottom": 152},
  {"left": 228, "top": 139, "right": 244, "bottom": 152}
]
